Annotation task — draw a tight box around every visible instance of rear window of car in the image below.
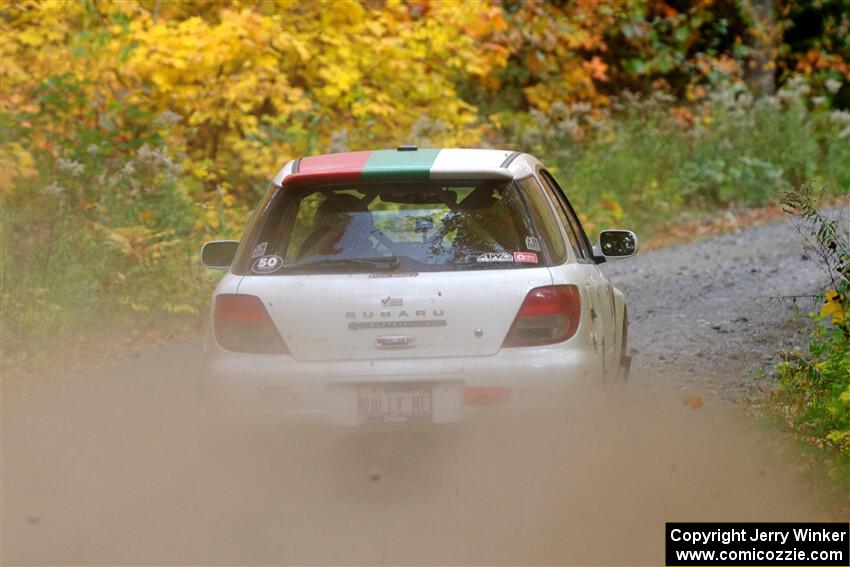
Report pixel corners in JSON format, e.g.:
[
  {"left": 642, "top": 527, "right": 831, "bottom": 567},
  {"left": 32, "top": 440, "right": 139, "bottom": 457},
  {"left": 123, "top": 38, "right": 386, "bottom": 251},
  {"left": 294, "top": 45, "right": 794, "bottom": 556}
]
[{"left": 232, "top": 178, "right": 567, "bottom": 274}]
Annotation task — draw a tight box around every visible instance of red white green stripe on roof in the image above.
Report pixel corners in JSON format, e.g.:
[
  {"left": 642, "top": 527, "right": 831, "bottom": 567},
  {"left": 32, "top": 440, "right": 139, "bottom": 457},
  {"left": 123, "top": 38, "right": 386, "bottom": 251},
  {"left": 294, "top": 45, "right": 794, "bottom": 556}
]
[{"left": 273, "top": 148, "right": 516, "bottom": 186}]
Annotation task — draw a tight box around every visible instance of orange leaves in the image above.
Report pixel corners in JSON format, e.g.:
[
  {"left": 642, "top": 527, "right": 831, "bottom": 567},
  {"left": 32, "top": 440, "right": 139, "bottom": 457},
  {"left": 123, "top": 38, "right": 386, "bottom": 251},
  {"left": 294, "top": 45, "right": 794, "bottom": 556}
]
[
  {"left": 670, "top": 106, "right": 695, "bottom": 128},
  {"left": 796, "top": 49, "right": 850, "bottom": 81},
  {"left": 583, "top": 56, "right": 609, "bottom": 82},
  {"left": 683, "top": 394, "right": 704, "bottom": 410},
  {"left": 483, "top": 0, "right": 623, "bottom": 111},
  {"left": 461, "top": 4, "right": 507, "bottom": 39}
]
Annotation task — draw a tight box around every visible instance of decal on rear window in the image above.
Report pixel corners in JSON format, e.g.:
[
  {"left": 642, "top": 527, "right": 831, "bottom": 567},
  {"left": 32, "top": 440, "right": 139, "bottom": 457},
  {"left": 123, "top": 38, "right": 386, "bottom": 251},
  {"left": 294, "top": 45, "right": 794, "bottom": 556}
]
[
  {"left": 251, "top": 241, "right": 268, "bottom": 258},
  {"left": 513, "top": 251, "right": 539, "bottom": 263},
  {"left": 251, "top": 255, "right": 283, "bottom": 274},
  {"left": 525, "top": 236, "right": 541, "bottom": 251},
  {"left": 477, "top": 252, "right": 514, "bottom": 263}
]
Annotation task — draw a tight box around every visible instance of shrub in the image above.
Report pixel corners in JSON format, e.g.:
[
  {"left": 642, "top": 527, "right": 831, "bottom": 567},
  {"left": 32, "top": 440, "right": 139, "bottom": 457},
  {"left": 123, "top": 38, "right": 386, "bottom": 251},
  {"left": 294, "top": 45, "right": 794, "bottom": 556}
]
[
  {"left": 0, "top": 75, "right": 239, "bottom": 354},
  {"left": 769, "top": 186, "right": 850, "bottom": 458},
  {"left": 494, "top": 79, "right": 850, "bottom": 235}
]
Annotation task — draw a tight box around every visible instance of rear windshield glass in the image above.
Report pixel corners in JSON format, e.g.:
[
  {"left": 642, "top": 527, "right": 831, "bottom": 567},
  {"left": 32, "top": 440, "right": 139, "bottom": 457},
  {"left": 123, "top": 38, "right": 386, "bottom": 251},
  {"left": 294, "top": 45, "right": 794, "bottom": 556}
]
[{"left": 232, "top": 178, "right": 564, "bottom": 275}]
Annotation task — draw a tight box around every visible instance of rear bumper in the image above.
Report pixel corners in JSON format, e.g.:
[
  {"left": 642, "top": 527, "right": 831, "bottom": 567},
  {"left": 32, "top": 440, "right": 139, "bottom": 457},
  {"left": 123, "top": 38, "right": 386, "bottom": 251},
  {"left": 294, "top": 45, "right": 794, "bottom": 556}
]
[{"left": 200, "top": 341, "right": 602, "bottom": 425}]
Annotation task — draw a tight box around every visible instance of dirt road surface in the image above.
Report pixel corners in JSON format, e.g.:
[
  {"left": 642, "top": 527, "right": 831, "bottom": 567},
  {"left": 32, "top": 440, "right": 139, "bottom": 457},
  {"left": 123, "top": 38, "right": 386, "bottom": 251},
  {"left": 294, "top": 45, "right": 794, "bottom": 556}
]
[{"left": 3, "top": 210, "right": 848, "bottom": 565}]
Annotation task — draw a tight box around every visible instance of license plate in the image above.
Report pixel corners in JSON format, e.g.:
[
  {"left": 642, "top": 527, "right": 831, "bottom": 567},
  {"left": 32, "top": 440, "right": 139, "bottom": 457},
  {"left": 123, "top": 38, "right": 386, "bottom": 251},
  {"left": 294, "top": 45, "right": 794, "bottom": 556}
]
[{"left": 358, "top": 384, "right": 432, "bottom": 424}]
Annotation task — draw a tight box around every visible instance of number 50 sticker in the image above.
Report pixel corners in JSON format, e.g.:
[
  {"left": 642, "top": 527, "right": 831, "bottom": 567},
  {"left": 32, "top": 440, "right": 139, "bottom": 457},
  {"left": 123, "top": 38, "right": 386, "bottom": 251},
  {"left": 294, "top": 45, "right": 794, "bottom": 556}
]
[{"left": 251, "top": 255, "right": 284, "bottom": 274}]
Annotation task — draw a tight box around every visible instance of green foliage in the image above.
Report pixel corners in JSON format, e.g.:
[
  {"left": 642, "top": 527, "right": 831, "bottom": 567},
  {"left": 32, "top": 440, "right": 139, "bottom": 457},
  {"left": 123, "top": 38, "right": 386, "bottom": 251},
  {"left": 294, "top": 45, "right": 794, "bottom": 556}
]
[
  {"left": 768, "top": 187, "right": 850, "bottom": 463},
  {"left": 772, "top": 325, "right": 850, "bottom": 456},
  {"left": 0, "top": 74, "right": 222, "bottom": 353},
  {"left": 497, "top": 80, "right": 850, "bottom": 234}
]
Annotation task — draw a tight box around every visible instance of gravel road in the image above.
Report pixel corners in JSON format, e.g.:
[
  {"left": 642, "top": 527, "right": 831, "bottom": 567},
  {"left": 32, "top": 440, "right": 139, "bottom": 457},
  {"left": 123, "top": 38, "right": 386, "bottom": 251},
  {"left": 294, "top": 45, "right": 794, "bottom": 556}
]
[
  {"left": 605, "top": 205, "right": 849, "bottom": 400},
  {"left": 3, "top": 209, "right": 848, "bottom": 565}
]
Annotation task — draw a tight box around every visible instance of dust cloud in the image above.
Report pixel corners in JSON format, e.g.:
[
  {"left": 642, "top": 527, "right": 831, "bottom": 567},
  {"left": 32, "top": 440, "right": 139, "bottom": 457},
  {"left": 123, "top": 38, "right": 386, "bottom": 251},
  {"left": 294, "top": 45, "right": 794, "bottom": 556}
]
[{"left": 2, "top": 339, "right": 846, "bottom": 565}]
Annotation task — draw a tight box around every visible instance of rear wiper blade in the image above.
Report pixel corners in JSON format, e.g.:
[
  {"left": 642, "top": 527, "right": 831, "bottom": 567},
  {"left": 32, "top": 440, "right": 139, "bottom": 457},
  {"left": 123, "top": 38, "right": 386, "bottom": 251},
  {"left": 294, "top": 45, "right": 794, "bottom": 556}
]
[{"left": 285, "top": 256, "right": 400, "bottom": 271}]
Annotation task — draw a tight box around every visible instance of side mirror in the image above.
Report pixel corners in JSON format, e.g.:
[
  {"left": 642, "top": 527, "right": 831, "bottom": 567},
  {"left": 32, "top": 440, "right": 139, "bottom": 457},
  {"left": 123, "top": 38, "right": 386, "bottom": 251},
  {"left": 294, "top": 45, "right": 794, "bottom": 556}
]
[
  {"left": 595, "top": 230, "right": 638, "bottom": 259},
  {"left": 201, "top": 240, "right": 239, "bottom": 269}
]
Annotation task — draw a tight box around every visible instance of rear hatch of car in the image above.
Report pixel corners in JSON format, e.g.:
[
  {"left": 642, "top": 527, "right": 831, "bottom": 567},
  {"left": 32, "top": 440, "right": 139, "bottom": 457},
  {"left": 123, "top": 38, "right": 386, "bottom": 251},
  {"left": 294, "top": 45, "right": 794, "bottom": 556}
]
[
  {"left": 236, "top": 268, "right": 553, "bottom": 361},
  {"left": 223, "top": 149, "right": 574, "bottom": 360}
]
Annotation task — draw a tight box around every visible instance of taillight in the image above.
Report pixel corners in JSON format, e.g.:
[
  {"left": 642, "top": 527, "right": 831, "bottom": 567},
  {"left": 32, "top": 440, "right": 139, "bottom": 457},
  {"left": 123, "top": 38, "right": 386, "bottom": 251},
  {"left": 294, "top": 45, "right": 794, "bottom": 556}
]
[
  {"left": 502, "top": 285, "right": 581, "bottom": 347},
  {"left": 214, "top": 294, "right": 289, "bottom": 354}
]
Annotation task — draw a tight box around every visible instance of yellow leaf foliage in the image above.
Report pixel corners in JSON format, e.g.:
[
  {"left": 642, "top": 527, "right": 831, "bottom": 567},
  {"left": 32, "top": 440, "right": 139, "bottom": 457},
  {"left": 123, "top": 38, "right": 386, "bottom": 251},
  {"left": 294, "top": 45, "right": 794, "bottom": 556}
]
[
  {"left": 821, "top": 290, "right": 847, "bottom": 326},
  {"left": 0, "top": 0, "right": 617, "bottom": 198}
]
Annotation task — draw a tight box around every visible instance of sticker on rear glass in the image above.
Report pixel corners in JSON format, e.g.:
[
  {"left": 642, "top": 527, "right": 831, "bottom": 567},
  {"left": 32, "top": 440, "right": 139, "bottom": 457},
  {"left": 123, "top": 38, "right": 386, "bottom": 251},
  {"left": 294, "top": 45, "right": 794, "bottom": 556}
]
[
  {"left": 251, "top": 241, "right": 268, "bottom": 258},
  {"left": 525, "top": 236, "right": 541, "bottom": 251},
  {"left": 513, "top": 251, "right": 539, "bottom": 263},
  {"left": 251, "top": 254, "right": 283, "bottom": 274},
  {"left": 477, "top": 252, "right": 514, "bottom": 263}
]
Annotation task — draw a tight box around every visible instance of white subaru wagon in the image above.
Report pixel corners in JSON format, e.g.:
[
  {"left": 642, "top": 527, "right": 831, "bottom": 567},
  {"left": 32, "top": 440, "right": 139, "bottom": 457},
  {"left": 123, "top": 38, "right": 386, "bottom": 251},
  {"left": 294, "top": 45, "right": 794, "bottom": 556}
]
[{"left": 201, "top": 147, "right": 637, "bottom": 426}]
